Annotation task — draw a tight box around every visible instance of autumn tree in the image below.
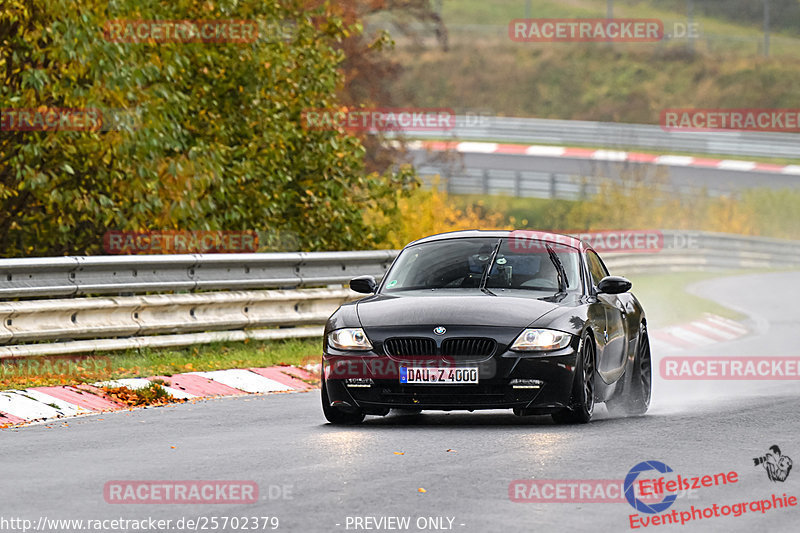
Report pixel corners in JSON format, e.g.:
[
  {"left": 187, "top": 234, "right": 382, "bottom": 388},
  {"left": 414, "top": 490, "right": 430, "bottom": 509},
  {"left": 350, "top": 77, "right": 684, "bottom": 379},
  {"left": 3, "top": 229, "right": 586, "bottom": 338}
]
[{"left": 0, "top": 0, "right": 418, "bottom": 256}]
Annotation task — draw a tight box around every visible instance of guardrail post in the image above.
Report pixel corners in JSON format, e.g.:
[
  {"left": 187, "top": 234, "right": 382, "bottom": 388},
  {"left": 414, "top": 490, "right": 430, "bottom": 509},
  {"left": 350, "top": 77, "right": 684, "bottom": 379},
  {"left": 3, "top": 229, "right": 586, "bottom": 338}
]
[
  {"left": 482, "top": 170, "right": 490, "bottom": 195},
  {"left": 549, "top": 173, "right": 557, "bottom": 199},
  {"left": 514, "top": 171, "right": 522, "bottom": 197}
]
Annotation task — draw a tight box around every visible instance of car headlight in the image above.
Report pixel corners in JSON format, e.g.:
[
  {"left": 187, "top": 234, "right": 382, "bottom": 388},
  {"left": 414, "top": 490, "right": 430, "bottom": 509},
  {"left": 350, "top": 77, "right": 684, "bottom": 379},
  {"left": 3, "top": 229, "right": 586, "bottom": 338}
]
[
  {"left": 328, "top": 328, "right": 373, "bottom": 351},
  {"left": 510, "top": 329, "right": 572, "bottom": 351}
]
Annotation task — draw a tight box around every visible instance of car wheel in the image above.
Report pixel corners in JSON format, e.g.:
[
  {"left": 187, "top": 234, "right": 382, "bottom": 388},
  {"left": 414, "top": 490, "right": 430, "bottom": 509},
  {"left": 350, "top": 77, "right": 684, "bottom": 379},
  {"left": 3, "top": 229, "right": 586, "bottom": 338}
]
[
  {"left": 551, "top": 333, "right": 595, "bottom": 424},
  {"left": 606, "top": 323, "right": 652, "bottom": 416},
  {"left": 321, "top": 380, "right": 365, "bottom": 425}
]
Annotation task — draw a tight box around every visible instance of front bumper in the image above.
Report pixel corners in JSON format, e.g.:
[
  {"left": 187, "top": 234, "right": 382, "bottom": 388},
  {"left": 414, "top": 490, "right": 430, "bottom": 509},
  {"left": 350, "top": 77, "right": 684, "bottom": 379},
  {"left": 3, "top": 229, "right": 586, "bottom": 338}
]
[{"left": 322, "top": 348, "right": 579, "bottom": 414}]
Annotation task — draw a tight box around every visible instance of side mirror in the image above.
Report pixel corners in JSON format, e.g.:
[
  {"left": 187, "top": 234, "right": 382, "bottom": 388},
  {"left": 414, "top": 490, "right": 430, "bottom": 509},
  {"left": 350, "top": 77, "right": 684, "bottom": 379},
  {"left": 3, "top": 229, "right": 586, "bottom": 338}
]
[
  {"left": 596, "top": 276, "right": 632, "bottom": 295},
  {"left": 350, "top": 275, "right": 378, "bottom": 294}
]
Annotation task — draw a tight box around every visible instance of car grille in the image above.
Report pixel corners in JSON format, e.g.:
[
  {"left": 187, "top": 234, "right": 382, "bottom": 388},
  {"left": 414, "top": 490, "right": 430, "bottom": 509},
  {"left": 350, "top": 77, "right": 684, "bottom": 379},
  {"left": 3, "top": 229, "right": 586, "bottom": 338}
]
[
  {"left": 382, "top": 337, "right": 496, "bottom": 358},
  {"left": 441, "top": 337, "right": 496, "bottom": 357},
  {"left": 383, "top": 337, "right": 437, "bottom": 356}
]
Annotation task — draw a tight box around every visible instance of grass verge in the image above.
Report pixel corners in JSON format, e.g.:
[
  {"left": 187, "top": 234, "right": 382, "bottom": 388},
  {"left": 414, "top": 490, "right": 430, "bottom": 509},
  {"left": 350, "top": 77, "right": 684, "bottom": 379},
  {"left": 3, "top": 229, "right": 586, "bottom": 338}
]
[{"left": 625, "top": 270, "right": 756, "bottom": 327}]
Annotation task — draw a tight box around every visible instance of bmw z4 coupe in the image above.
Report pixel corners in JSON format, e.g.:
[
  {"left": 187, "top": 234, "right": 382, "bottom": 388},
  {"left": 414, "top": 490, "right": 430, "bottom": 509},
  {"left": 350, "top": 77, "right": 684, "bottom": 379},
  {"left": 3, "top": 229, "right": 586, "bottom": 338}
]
[{"left": 321, "top": 230, "right": 652, "bottom": 424}]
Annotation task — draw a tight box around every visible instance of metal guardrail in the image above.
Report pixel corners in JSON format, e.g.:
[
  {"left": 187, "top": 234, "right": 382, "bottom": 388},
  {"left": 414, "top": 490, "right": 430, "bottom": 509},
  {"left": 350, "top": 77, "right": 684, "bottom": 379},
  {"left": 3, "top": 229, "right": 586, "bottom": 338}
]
[
  {"left": 602, "top": 231, "right": 800, "bottom": 273},
  {"left": 416, "top": 167, "right": 731, "bottom": 200},
  {"left": 0, "top": 288, "right": 353, "bottom": 344},
  {"left": 411, "top": 116, "right": 800, "bottom": 160},
  {"left": 0, "top": 251, "right": 398, "bottom": 299},
  {"left": 0, "top": 233, "right": 798, "bottom": 358}
]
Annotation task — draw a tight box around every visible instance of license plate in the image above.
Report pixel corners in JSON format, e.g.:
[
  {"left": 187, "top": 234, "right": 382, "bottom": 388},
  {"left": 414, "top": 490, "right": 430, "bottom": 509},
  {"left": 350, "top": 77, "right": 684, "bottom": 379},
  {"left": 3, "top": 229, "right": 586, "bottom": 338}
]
[{"left": 399, "top": 367, "right": 478, "bottom": 384}]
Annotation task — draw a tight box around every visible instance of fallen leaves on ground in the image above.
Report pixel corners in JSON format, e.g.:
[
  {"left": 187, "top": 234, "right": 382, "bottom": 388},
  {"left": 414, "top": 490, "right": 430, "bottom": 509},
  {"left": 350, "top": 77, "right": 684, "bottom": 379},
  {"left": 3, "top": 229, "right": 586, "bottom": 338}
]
[{"left": 101, "top": 383, "right": 186, "bottom": 407}]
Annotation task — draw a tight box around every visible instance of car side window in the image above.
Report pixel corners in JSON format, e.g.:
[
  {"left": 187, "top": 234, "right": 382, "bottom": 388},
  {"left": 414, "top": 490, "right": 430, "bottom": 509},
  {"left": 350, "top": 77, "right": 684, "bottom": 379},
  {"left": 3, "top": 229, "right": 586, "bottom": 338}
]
[{"left": 586, "top": 251, "right": 609, "bottom": 287}]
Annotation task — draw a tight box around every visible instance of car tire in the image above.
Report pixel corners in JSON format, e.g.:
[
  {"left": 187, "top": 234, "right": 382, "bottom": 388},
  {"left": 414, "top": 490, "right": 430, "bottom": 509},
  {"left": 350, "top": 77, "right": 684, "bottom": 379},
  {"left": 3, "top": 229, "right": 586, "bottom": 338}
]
[
  {"left": 321, "top": 380, "right": 365, "bottom": 425},
  {"left": 606, "top": 323, "right": 652, "bottom": 417},
  {"left": 551, "top": 333, "right": 595, "bottom": 424}
]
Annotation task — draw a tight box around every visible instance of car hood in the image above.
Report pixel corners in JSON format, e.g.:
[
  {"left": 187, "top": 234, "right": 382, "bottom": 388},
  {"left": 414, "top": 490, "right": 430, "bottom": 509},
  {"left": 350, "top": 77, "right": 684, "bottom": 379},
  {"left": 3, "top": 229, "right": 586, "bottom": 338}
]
[{"left": 356, "top": 290, "right": 568, "bottom": 329}]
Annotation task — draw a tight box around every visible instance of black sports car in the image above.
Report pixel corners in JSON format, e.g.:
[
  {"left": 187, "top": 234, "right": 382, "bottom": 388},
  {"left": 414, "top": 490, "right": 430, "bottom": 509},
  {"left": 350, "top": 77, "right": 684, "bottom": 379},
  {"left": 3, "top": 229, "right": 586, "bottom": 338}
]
[{"left": 321, "top": 230, "right": 651, "bottom": 424}]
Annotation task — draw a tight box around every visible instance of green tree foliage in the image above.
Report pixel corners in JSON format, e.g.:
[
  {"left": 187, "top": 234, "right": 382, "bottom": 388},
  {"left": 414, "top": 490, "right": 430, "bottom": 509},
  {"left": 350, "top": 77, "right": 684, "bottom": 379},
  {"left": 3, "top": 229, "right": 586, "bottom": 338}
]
[{"left": 0, "top": 0, "right": 416, "bottom": 256}]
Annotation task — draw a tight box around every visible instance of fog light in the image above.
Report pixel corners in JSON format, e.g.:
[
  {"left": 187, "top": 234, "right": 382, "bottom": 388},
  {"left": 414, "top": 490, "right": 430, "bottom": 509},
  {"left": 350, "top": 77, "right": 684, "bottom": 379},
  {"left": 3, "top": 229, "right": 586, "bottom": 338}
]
[
  {"left": 510, "top": 379, "right": 544, "bottom": 389},
  {"left": 345, "top": 378, "right": 374, "bottom": 388}
]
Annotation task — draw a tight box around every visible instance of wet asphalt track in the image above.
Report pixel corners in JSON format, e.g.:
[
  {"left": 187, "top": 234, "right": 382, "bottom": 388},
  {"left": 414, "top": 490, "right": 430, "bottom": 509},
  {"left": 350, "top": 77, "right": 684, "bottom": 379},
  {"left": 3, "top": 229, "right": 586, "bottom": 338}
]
[{"left": 1, "top": 271, "right": 799, "bottom": 533}]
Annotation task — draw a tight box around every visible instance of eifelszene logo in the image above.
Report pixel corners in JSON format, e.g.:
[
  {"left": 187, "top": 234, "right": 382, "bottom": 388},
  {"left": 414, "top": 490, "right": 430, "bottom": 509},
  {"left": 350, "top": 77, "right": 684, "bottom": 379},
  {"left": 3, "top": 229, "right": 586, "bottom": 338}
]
[
  {"left": 624, "top": 461, "right": 678, "bottom": 514},
  {"left": 754, "top": 445, "right": 793, "bottom": 482}
]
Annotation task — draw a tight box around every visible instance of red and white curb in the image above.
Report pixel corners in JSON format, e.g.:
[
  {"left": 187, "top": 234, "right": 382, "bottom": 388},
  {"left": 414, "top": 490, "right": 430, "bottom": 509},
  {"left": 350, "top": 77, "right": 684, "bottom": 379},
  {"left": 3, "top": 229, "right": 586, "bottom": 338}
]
[
  {"left": 0, "top": 366, "right": 317, "bottom": 429},
  {"left": 650, "top": 314, "right": 748, "bottom": 355},
  {"left": 408, "top": 140, "right": 800, "bottom": 175}
]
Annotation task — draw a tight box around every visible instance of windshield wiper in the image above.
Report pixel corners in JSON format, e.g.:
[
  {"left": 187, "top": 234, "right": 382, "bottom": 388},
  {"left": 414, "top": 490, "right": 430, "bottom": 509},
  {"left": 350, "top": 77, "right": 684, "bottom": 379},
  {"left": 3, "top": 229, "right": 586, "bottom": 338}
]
[
  {"left": 545, "top": 244, "right": 568, "bottom": 295},
  {"left": 478, "top": 239, "right": 502, "bottom": 295}
]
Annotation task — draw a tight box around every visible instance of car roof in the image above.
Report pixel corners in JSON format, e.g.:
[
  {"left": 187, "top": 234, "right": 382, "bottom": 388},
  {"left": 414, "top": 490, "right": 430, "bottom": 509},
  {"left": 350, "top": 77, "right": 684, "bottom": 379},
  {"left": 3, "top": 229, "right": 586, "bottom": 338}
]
[{"left": 407, "top": 229, "right": 588, "bottom": 251}]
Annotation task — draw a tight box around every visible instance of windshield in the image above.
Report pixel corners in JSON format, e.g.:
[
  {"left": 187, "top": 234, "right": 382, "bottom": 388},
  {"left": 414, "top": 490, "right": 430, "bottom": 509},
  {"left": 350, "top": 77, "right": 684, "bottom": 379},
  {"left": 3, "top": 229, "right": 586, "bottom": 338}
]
[{"left": 382, "top": 237, "right": 581, "bottom": 293}]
